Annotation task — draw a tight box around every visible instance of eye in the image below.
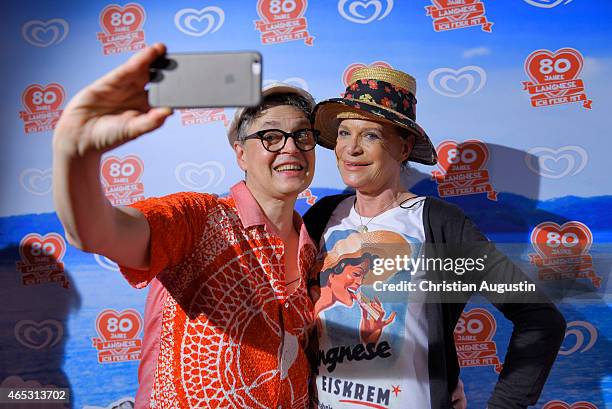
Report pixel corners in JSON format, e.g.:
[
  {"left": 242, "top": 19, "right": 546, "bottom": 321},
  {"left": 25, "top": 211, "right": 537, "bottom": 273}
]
[
  {"left": 262, "top": 130, "right": 284, "bottom": 142},
  {"left": 338, "top": 129, "right": 350, "bottom": 137},
  {"left": 364, "top": 132, "right": 381, "bottom": 141}
]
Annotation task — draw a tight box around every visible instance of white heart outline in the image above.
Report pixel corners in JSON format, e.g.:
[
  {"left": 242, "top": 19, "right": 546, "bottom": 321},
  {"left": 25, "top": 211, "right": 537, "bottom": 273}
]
[
  {"left": 19, "top": 168, "right": 52, "bottom": 196},
  {"left": 175, "top": 161, "right": 226, "bottom": 191},
  {"left": 263, "top": 77, "right": 309, "bottom": 91},
  {"left": 94, "top": 254, "right": 120, "bottom": 272},
  {"left": 174, "top": 6, "right": 225, "bottom": 37},
  {"left": 525, "top": 146, "right": 588, "bottom": 179},
  {"left": 337, "top": 0, "right": 394, "bottom": 24},
  {"left": 21, "top": 18, "right": 69, "bottom": 47},
  {"left": 559, "top": 320, "right": 597, "bottom": 356},
  {"left": 83, "top": 397, "right": 136, "bottom": 409},
  {"left": 428, "top": 66, "right": 487, "bottom": 98},
  {"left": 523, "top": 0, "right": 573, "bottom": 9},
  {"left": 14, "top": 319, "right": 64, "bottom": 350}
]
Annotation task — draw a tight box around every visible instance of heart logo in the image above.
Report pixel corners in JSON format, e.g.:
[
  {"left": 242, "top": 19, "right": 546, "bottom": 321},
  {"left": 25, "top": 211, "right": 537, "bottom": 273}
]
[
  {"left": 432, "top": 0, "right": 479, "bottom": 8},
  {"left": 19, "top": 168, "right": 53, "bottom": 196},
  {"left": 428, "top": 66, "right": 486, "bottom": 98},
  {"left": 83, "top": 397, "right": 136, "bottom": 409},
  {"left": 22, "top": 83, "right": 65, "bottom": 113},
  {"left": 264, "top": 77, "right": 309, "bottom": 91},
  {"left": 257, "top": 0, "right": 307, "bottom": 22},
  {"left": 19, "top": 233, "right": 66, "bottom": 264},
  {"left": 559, "top": 320, "right": 597, "bottom": 356},
  {"left": 100, "top": 155, "right": 144, "bottom": 185},
  {"left": 525, "top": 146, "right": 588, "bottom": 180},
  {"left": 100, "top": 3, "right": 146, "bottom": 35},
  {"left": 436, "top": 140, "right": 489, "bottom": 175},
  {"left": 542, "top": 401, "right": 598, "bottom": 409},
  {"left": 21, "top": 18, "right": 69, "bottom": 47},
  {"left": 96, "top": 309, "right": 143, "bottom": 341},
  {"left": 94, "top": 254, "right": 120, "bottom": 272},
  {"left": 337, "top": 0, "right": 394, "bottom": 24},
  {"left": 523, "top": 0, "right": 573, "bottom": 9},
  {"left": 175, "top": 161, "right": 226, "bottom": 191},
  {"left": 454, "top": 308, "right": 497, "bottom": 344},
  {"left": 530, "top": 221, "right": 593, "bottom": 260},
  {"left": 14, "top": 320, "right": 63, "bottom": 350},
  {"left": 342, "top": 61, "right": 392, "bottom": 87},
  {"left": 525, "top": 48, "right": 583, "bottom": 88},
  {"left": 174, "top": 6, "right": 225, "bottom": 37}
]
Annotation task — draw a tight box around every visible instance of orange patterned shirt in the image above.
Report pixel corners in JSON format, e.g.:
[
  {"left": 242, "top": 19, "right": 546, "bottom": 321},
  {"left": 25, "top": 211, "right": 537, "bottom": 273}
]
[{"left": 120, "top": 181, "right": 317, "bottom": 409}]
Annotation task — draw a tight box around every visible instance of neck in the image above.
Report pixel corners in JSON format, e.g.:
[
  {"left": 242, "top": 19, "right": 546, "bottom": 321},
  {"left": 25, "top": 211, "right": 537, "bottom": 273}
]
[
  {"left": 246, "top": 180, "right": 297, "bottom": 239},
  {"left": 355, "top": 181, "right": 412, "bottom": 218}
]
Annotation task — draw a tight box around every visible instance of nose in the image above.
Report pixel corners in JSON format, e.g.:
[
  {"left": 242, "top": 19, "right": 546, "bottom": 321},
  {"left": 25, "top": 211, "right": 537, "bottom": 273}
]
[
  {"left": 345, "top": 133, "right": 363, "bottom": 156},
  {"left": 280, "top": 134, "right": 300, "bottom": 154}
]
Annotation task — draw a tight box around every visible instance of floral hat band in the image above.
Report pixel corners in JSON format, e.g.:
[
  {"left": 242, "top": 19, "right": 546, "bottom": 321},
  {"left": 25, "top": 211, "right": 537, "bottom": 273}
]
[
  {"left": 313, "top": 66, "right": 438, "bottom": 165},
  {"left": 343, "top": 67, "right": 418, "bottom": 121}
]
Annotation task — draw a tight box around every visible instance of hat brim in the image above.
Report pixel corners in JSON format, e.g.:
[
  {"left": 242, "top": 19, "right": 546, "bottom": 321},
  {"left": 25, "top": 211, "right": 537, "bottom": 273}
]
[{"left": 313, "top": 98, "right": 438, "bottom": 166}]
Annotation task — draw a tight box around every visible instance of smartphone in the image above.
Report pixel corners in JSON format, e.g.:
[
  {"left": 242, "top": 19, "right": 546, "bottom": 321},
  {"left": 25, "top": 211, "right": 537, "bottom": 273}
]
[{"left": 148, "top": 51, "right": 262, "bottom": 108}]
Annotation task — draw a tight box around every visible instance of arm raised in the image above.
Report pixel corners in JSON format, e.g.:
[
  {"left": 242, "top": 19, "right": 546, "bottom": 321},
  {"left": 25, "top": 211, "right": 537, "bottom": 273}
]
[{"left": 52, "top": 43, "right": 173, "bottom": 270}]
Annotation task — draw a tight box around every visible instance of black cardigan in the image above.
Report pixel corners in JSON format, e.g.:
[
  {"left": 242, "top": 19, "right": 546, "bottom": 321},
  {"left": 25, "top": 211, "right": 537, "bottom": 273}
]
[{"left": 303, "top": 194, "right": 567, "bottom": 409}]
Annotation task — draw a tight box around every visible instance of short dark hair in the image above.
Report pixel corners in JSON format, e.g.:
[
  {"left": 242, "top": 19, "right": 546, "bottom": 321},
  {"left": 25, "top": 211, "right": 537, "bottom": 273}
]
[
  {"left": 320, "top": 253, "right": 375, "bottom": 286},
  {"left": 237, "top": 93, "right": 313, "bottom": 142}
]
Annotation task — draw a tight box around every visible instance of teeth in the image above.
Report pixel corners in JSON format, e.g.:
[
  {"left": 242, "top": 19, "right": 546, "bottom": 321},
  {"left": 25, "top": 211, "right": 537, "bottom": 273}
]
[
  {"left": 347, "top": 288, "right": 357, "bottom": 294},
  {"left": 275, "top": 164, "right": 303, "bottom": 171}
]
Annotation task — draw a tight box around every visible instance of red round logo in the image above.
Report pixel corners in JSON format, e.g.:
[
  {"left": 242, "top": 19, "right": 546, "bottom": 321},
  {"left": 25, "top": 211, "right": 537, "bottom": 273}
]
[
  {"left": 542, "top": 401, "right": 598, "bottom": 409},
  {"left": 530, "top": 221, "right": 592, "bottom": 259},
  {"left": 96, "top": 309, "right": 143, "bottom": 341},
  {"left": 22, "top": 83, "right": 65, "bottom": 113},
  {"left": 525, "top": 48, "right": 583, "bottom": 88},
  {"left": 101, "top": 155, "right": 144, "bottom": 186},
  {"left": 18, "top": 233, "right": 66, "bottom": 264},
  {"left": 342, "top": 61, "right": 392, "bottom": 87},
  {"left": 100, "top": 3, "right": 146, "bottom": 35},
  {"left": 257, "top": 0, "right": 307, "bottom": 23},
  {"left": 436, "top": 140, "right": 489, "bottom": 175},
  {"left": 454, "top": 307, "right": 497, "bottom": 344}
]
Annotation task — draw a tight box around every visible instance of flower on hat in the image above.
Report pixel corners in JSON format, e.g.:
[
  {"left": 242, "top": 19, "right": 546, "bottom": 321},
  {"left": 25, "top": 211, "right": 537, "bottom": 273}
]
[
  {"left": 359, "top": 94, "right": 375, "bottom": 103},
  {"left": 368, "top": 80, "right": 378, "bottom": 89},
  {"left": 380, "top": 96, "right": 396, "bottom": 109}
]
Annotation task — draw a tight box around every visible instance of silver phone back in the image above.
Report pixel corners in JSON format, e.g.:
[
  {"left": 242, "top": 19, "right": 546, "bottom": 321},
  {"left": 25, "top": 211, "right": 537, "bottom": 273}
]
[{"left": 148, "top": 52, "right": 262, "bottom": 108}]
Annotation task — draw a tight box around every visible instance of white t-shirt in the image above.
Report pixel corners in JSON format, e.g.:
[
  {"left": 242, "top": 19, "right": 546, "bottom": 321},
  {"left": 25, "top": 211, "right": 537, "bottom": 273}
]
[{"left": 314, "top": 196, "right": 431, "bottom": 409}]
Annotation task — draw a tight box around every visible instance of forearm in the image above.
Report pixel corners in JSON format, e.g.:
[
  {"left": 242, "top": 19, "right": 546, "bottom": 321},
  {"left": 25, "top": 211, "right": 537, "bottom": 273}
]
[
  {"left": 52, "top": 135, "right": 117, "bottom": 253},
  {"left": 488, "top": 303, "right": 566, "bottom": 408}
]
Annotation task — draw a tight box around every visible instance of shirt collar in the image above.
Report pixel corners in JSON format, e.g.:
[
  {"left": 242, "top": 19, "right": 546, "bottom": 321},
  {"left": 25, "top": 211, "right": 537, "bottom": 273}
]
[{"left": 229, "top": 180, "right": 316, "bottom": 249}]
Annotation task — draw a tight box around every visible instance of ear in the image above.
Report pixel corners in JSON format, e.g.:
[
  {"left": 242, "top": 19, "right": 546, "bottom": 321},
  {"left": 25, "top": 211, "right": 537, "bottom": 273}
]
[
  {"left": 400, "top": 134, "right": 415, "bottom": 163},
  {"left": 233, "top": 141, "right": 248, "bottom": 172}
]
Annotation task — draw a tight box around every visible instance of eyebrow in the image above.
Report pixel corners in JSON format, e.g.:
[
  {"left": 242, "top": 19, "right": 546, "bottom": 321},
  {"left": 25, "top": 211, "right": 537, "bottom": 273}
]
[{"left": 261, "top": 120, "right": 311, "bottom": 128}]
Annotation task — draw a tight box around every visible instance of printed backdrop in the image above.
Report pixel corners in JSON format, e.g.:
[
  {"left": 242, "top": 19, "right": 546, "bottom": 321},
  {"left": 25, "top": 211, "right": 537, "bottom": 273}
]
[{"left": 1, "top": 1, "right": 611, "bottom": 408}]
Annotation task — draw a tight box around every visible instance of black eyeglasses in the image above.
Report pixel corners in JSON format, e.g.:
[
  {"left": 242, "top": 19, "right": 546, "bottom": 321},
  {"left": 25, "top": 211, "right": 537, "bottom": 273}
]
[{"left": 241, "top": 128, "right": 319, "bottom": 152}]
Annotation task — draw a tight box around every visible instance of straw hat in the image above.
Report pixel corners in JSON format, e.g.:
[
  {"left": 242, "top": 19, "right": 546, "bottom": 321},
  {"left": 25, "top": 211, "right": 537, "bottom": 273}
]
[{"left": 313, "top": 66, "right": 437, "bottom": 165}]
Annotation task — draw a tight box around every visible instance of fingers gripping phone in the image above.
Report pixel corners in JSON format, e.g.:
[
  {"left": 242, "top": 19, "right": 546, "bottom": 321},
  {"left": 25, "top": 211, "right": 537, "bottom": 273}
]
[{"left": 148, "top": 51, "right": 262, "bottom": 108}]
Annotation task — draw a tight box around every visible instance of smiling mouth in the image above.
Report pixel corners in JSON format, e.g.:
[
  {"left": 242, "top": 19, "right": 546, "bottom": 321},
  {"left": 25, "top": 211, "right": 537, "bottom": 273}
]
[
  {"left": 344, "top": 162, "right": 369, "bottom": 167},
  {"left": 274, "top": 164, "right": 304, "bottom": 171}
]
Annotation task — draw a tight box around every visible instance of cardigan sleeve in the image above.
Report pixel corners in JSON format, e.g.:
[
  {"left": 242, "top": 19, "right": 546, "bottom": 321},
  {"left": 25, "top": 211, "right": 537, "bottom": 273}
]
[{"left": 455, "top": 207, "right": 567, "bottom": 408}]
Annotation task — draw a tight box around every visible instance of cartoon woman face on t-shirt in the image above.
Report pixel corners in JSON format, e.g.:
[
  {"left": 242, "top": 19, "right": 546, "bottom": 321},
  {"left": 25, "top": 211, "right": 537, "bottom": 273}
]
[{"left": 325, "top": 257, "right": 369, "bottom": 306}]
